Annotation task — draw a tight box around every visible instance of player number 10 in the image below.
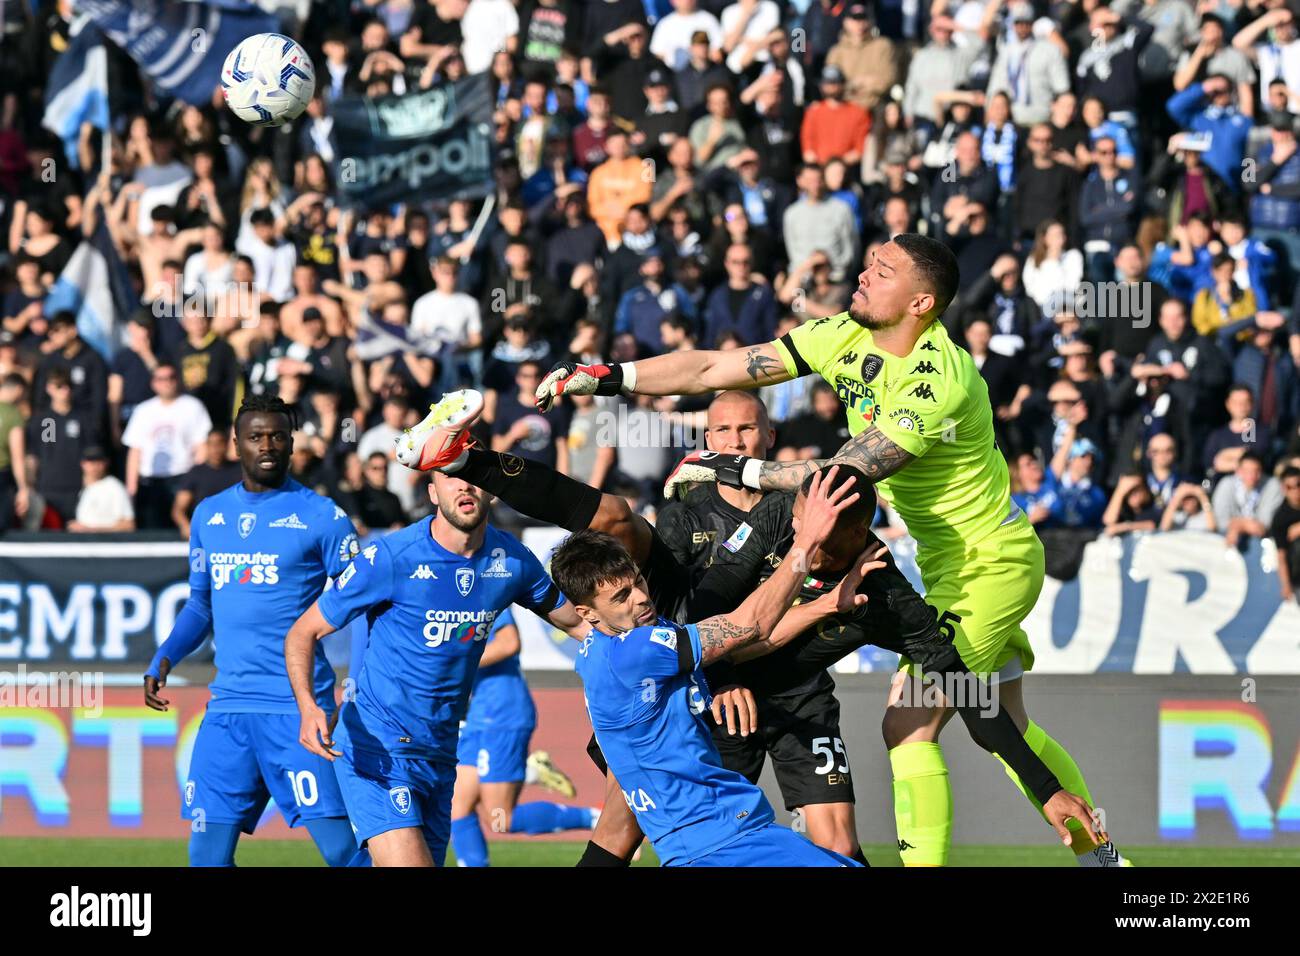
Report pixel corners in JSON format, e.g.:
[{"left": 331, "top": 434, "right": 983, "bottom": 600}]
[
  {"left": 286, "top": 770, "right": 319, "bottom": 807},
  {"left": 812, "top": 737, "right": 849, "bottom": 775}
]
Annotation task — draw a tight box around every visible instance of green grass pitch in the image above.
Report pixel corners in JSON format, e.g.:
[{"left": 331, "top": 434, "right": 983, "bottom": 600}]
[{"left": 2, "top": 837, "right": 1297, "bottom": 867}]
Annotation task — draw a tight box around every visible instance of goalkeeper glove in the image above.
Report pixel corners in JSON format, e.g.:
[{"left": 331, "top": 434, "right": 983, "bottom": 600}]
[
  {"left": 534, "top": 362, "right": 636, "bottom": 412},
  {"left": 662, "top": 452, "right": 764, "bottom": 501}
]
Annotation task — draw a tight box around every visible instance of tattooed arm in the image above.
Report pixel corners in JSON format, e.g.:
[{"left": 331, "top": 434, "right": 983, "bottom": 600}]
[
  {"left": 692, "top": 467, "right": 858, "bottom": 663},
  {"left": 752, "top": 426, "right": 917, "bottom": 492},
  {"left": 626, "top": 342, "right": 795, "bottom": 395}
]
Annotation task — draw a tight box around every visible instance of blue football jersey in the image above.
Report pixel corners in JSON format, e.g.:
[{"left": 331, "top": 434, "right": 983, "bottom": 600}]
[
  {"left": 575, "top": 617, "right": 775, "bottom": 865},
  {"left": 464, "top": 608, "right": 537, "bottom": 732},
  {"left": 318, "top": 519, "right": 562, "bottom": 763},
  {"left": 189, "top": 479, "right": 359, "bottom": 714}
]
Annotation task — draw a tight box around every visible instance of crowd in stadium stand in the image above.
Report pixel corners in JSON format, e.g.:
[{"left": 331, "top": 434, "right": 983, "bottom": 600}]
[{"left": 1, "top": 0, "right": 1299, "bottom": 595}]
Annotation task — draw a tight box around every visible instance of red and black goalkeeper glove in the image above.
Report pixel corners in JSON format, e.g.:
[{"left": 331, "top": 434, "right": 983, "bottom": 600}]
[{"left": 534, "top": 362, "right": 627, "bottom": 411}]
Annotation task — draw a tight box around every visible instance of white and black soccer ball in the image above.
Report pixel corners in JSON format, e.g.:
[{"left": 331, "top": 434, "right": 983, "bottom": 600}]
[{"left": 221, "top": 33, "right": 315, "bottom": 127}]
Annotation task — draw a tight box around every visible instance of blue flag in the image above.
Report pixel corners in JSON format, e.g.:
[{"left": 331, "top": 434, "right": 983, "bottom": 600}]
[
  {"left": 44, "top": 220, "right": 139, "bottom": 361},
  {"left": 42, "top": 17, "right": 111, "bottom": 168},
  {"left": 79, "top": 0, "right": 279, "bottom": 106}
]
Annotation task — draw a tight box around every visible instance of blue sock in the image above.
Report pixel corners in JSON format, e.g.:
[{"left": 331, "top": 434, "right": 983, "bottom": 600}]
[
  {"left": 451, "top": 814, "right": 490, "bottom": 867},
  {"left": 189, "top": 822, "right": 241, "bottom": 867},
  {"left": 509, "top": 802, "right": 595, "bottom": 835},
  {"left": 305, "top": 817, "right": 361, "bottom": 868}
]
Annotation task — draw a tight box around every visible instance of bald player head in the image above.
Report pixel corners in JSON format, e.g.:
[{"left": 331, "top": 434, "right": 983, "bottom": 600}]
[{"left": 704, "top": 390, "right": 775, "bottom": 460}]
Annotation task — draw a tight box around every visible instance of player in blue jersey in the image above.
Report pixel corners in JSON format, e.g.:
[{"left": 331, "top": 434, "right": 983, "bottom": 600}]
[
  {"left": 449, "top": 607, "right": 598, "bottom": 867},
  {"left": 552, "top": 467, "right": 882, "bottom": 866},
  {"left": 284, "top": 468, "right": 586, "bottom": 867},
  {"left": 143, "top": 395, "right": 362, "bottom": 867}
]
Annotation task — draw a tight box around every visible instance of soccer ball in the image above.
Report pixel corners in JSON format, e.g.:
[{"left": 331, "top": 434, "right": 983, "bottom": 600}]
[{"left": 221, "top": 33, "right": 315, "bottom": 127}]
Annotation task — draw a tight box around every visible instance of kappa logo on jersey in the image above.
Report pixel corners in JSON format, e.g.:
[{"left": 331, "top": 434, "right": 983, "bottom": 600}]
[
  {"left": 338, "top": 533, "right": 359, "bottom": 563},
  {"left": 409, "top": 564, "right": 438, "bottom": 580},
  {"left": 207, "top": 512, "right": 225, "bottom": 526},
  {"left": 389, "top": 786, "right": 412, "bottom": 815},
  {"left": 455, "top": 567, "right": 475, "bottom": 596},
  {"left": 909, "top": 382, "right": 936, "bottom": 402},
  {"left": 208, "top": 551, "right": 281, "bottom": 589},
  {"left": 238, "top": 513, "right": 257, "bottom": 539},
  {"left": 861, "top": 353, "right": 885, "bottom": 383},
  {"left": 334, "top": 505, "right": 347, "bottom": 521},
  {"left": 269, "top": 513, "right": 308, "bottom": 530},
  {"left": 839, "top": 350, "right": 858, "bottom": 365},
  {"left": 422, "top": 608, "right": 497, "bottom": 647},
  {"left": 888, "top": 407, "right": 924, "bottom": 433},
  {"left": 911, "top": 360, "right": 939, "bottom": 375},
  {"left": 919, "top": 340, "right": 938, "bottom": 352},
  {"left": 721, "top": 522, "right": 753, "bottom": 553},
  {"left": 362, "top": 545, "right": 378, "bottom": 565},
  {"left": 184, "top": 780, "right": 195, "bottom": 807}
]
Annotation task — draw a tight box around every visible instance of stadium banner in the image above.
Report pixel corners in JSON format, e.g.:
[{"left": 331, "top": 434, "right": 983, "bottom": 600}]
[
  {"left": 42, "top": 16, "right": 111, "bottom": 169},
  {"left": 2, "top": 678, "right": 1297, "bottom": 847},
  {"left": 328, "top": 73, "right": 496, "bottom": 209},
  {"left": 78, "top": 0, "right": 279, "bottom": 105},
  {"left": 513, "top": 528, "right": 1300, "bottom": 675}
]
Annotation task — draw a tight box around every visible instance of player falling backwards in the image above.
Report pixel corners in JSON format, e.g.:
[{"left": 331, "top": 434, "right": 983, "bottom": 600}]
[
  {"left": 450, "top": 607, "right": 598, "bottom": 867},
  {"left": 143, "top": 395, "right": 363, "bottom": 867},
  {"left": 395, "top": 389, "right": 1102, "bottom": 865},
  {"left": 535, "top": 233, "right": 1129, "bottom": 867},
  {"left": 284, "top": 467, "right": 585, "bottom": 866}
]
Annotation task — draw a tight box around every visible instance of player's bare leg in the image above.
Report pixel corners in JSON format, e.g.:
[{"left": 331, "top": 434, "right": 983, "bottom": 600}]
[
  {"left": 477, "top": 780, "right": 526, "bottom": 833},
  {"left": 799, "top": 802, "right": 861, "bottom": 860},
  {"left": 590, "top": 772, "right": 644, "bottom": 862},
  {"left": 367, "top": 827, "right": 437, "bottom": 867}
]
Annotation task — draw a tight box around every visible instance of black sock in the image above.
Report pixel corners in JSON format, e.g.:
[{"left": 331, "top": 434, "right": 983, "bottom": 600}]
[
  {"left": 456, "top": 449, "right": 602, "bottom": 531},
  {"left": 852, "top": 846, "right": 870, "bottom": 867},
  {"left": 576, "top": 840, "right": 632, "bottom": 868}
]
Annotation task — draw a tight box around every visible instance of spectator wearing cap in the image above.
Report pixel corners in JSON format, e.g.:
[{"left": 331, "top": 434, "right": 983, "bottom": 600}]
[
  {"left": 983, "top": 1, "right": 1070, "bottom": 126},
  {"left": 1167, "top": 74, "right": 1253, "bottom": 192},
  {"left": 1050, "top": 437, "right": 1108, "bottom": 529},
  {"left": 783, "top": 163, "right": 857, "bottom": 282},
  {"left": 651, "top": 0, "right": 723, "bottom": 72},
  {"left": 24, "top": 367, "right": 102, "bottom": 528},
  {"left": 674, "top": 29, "right": 732, "bottom": 115},
  {"left": 1246, "top": 111, "right": 1300, "bottom": 269},
  {"left": 634, "top": 67, "right": 689, "bottom": 157},
  {"left": 33, "top": 311, "right": 108, "bottom": 429},
  {"left": 1213, "top": 451, "right": 1284, "bottom": 548},
  {"left": 825, "top": 4, "right": 897, "bottom": 113},
  {"left": 800, "top": 65, "right": 871, "bottom": 166},
  {"left": 1013, "top": 123, "right": 1078, "bottom": 243},
  {"left": 702, "top": 242, "right": 777, "bottom": 347},
  {"left": 67, "top": 446, "right": 134, "bottom": 533},
  {"left": 1078, "top": 135, "right": 1141, "bottom": 278},
  {"left": 614, "top": 247, "right": 697, "bottom": 356},
  {"left": 902, "top": 15, "right": 978, "bottom": 130},
  {"left": 1173, "top": 13, "right": 1257, "bottom": 107}
]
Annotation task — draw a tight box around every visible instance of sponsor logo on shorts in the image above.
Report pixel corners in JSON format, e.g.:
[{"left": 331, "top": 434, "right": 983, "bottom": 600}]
[
  {"left": 455, "top": 568, "right": 476, "bottom": 596},
  {"left": 389, "top": 786, "right": 412, "bottom": 815},
  {"left": 238, "top": 513, "right": 257, "bottom": 539},
  {"left": 207, "top": 512, "right": 225, "bottom": 526},
  {"left": 269, "top": 513, "right": 308, "bottom": 530}
]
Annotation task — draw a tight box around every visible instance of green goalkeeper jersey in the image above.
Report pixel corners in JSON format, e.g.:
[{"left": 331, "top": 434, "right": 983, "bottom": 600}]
[{"left": 772, "top": 313, "right": 1019, "bottom": 563}]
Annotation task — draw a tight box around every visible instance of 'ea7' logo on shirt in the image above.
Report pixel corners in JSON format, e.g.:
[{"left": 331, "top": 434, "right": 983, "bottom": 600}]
[
  {"left": 238, "top": 513, "right": 257, "bottom": 538},
  {"left": 455, "top": 568, "right": 476, "bottom": 596}
]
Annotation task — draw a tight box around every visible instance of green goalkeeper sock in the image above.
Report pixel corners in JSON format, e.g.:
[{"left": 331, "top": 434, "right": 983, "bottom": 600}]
[
  {"left": 995, "top": 720, "right": 1096, "bottom": 851},
  {"left": 889, "top": 741, "right": 952, "bottom": 867}
]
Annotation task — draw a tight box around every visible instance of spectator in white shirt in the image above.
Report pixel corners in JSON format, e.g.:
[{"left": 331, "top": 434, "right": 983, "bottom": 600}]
[
  {"left": 411, "top": 256, "right": 485, "bottom": 391},
  {"left": 236, "top": 208, "right": 297, "bottom": 303},
  {"left": 68, "top": 447, "right": 135, "bottom": 532},
  {"left": 122, "top": 364, "right": 213, "bottom": 529},
  {"left": 721, "top": 0, "right": 781, "bottom": 73},
  {"left": 461, "top": 0, "right": 520, "bottom": 73},
  {"left": 651, "top": 0, "right": 723, "bottom": 71}
]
